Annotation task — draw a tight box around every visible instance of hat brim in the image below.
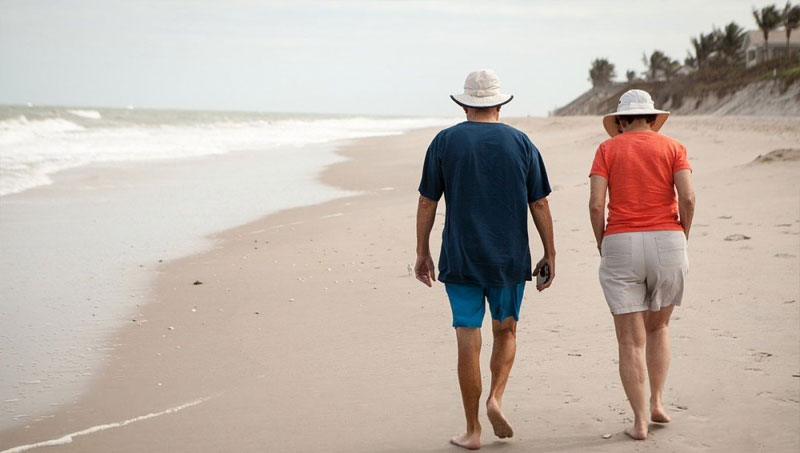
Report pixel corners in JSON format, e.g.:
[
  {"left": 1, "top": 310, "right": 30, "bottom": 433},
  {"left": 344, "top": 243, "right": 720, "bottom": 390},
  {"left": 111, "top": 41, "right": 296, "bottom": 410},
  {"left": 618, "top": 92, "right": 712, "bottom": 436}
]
[
  {"left": 450, "top": 93, "right": 513, "bottom": 109},
  {"left": 602, "top": 109, "right": 670, "bottom": 137}
]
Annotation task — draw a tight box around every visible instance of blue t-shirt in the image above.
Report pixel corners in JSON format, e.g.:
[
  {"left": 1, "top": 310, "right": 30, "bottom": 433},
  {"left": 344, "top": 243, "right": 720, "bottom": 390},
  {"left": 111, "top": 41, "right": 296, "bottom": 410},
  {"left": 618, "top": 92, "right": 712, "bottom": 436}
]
[{"left": 418, "top": 121, "right": 551, "bottom": 286}]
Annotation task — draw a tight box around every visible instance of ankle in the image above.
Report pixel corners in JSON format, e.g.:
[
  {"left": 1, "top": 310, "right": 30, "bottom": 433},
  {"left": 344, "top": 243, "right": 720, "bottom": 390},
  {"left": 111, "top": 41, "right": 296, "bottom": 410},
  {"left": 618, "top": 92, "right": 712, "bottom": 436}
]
[{"left": 466, "top": 422, "right": 482, "bottom": 434}]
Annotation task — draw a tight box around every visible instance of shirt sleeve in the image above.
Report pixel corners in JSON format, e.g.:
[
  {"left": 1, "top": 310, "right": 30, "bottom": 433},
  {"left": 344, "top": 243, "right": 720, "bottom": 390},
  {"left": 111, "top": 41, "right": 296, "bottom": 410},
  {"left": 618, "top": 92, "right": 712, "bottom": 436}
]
[
  {"left": 589, "top": 145, "right": 609, "bottom": 179},
  {"left": 527, "top": 143, "right": 552, "bottom": 203},
  {"left": 672, "top": 143, "right": 692, "bottom": 173},
  {"left": 418, "top": 135, "right": 444, "bottom": 201}
]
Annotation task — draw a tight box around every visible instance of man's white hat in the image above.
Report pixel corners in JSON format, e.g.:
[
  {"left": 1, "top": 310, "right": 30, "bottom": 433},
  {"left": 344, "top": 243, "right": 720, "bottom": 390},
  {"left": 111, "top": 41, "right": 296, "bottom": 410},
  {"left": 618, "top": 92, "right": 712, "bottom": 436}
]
[
  {"left": 603, "top": 89, "right": 669, "bottom": 137},
  {"left": 451, "top": 69, "right": 514, "bottom": 109}
]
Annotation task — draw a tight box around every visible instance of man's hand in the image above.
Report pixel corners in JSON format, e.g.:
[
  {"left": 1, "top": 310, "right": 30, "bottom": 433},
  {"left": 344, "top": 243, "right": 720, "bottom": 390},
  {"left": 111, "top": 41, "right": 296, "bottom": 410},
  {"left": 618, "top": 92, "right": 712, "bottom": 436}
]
[
  {"left": 530, "top": 197, "right": 556, "bottom": 292},
  {"left": 415, "top": 254, "right": 436, "bottom": 287},
  {"left": 532, "top": 255, "right": 555, "bottom": 292}
]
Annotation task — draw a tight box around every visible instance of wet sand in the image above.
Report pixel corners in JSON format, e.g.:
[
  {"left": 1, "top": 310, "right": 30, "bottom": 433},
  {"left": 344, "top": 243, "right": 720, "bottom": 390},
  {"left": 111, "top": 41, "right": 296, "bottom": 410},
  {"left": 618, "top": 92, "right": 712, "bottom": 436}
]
[{"left": 2, "top": 116, "right": 799, "bottom": 452}]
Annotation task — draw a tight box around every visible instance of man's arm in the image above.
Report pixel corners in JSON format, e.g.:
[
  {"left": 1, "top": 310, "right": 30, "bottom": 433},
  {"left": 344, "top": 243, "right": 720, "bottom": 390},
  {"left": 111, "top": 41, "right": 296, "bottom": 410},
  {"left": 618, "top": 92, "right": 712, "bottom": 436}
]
[
  {"left": 674, "top": 169, "right": 696, "bottom": 240},
  {"left": 589, "top": 175, "right": 608, "bottom": 254},
  {"left": 529, "top": 197, "right": 555, "bottom": 291},
  {"left": 415, "top": 195, "right": 438, "bottom": 287}
]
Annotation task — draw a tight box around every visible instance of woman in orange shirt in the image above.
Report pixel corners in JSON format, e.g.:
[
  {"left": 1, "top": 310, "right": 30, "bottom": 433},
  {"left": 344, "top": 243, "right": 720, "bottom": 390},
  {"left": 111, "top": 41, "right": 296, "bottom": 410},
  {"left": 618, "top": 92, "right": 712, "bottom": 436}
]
[{"left": 589, "top": 89, "right": 696, "bottom": 440}]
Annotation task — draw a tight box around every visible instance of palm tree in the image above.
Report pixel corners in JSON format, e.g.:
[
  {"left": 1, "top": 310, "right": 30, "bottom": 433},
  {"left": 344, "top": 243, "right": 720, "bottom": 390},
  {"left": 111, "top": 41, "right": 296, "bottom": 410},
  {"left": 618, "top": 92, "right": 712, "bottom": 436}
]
[
  {"left": 684, "top": 52, "right": 697, "bottom": 68},
  {"left": 588, "top": 58, "right": 616, "bottom": 87},
  {"left": 626, "top": 70, "right": 636, "bottom": 82},
  {"left": 690, "top": 31, "right": 719, "bottom": 69},
  {"left": 784, "top": 2, "right": 800, "bottom": 51},
  {"left": 753, "top": 5, "right": 782, "bottom": 60},
  {"left": 642, "top": 50, "right": 678, "bottom": 81},
  {"left": 717, "top": 22, "right": 746, "bottom": 65}
]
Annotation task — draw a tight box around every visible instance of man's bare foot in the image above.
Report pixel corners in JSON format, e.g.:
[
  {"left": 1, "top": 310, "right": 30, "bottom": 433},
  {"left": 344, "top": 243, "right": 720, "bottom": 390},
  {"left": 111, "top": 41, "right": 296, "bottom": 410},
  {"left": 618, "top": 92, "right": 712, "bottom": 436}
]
[
  {"left": 651, "top": 406, "right": 671, "bottom": 423},
  {"left": 450, "top": 429, "right": 482, "bottom": 450},
  {"left": 486, "top": 398, "right": 513, "bottom": 439},
  {"left": 624, "top": 424, "right": 648, "bottom": 440}
]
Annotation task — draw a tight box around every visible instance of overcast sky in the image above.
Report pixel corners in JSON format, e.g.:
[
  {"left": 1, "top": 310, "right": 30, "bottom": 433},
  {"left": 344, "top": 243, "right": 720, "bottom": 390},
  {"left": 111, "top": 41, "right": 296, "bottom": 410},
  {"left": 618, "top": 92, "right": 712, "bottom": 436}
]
[{"left": 0, "top": 0, "right": 776, "bottom": 116}]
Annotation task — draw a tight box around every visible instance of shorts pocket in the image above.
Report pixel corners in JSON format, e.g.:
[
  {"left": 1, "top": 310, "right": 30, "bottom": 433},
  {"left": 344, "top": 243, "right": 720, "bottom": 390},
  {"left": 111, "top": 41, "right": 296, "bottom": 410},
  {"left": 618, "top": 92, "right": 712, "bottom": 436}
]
[
  {"left": 656, "top": 234, "right": 687, "bottom": 267},
  {"left": 601, "top": 235, "right": 632, "bottom": 268}
]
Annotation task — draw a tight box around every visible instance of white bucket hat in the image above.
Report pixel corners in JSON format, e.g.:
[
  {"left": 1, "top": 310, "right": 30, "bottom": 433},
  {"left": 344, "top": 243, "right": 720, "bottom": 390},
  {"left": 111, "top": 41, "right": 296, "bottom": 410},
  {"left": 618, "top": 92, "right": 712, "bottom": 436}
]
[
  {"left": 603, "top": 89, "right": 669, "bottom": 137},
  {"left": 450, "top": 69, "right": 514, "bottom": 109}
]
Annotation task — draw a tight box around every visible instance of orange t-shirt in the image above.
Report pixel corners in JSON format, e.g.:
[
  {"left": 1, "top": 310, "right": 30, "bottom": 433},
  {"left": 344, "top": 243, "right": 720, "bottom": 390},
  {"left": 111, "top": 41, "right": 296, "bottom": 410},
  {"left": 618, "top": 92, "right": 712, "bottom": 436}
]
[{"left": 590, "top": 131, "right": 691, "bottom": 236}]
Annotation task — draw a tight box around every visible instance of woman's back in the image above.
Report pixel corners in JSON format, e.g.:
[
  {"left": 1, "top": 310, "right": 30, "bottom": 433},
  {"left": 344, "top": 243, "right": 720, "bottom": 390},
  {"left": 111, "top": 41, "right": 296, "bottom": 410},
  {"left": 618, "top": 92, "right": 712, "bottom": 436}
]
[{"left": 590, "top": 131, "right": 691, "bottom": 236}]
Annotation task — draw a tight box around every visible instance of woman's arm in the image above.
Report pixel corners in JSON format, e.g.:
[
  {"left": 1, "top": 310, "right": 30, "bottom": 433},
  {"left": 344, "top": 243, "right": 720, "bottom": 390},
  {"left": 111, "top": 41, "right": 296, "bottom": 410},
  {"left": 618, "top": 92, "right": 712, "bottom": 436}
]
[
  {"left": 589, "top": 175, "right": 608, "bottom": 255},
  {"left": 674, "top": 169, "right": 696, "bottom": 240}
]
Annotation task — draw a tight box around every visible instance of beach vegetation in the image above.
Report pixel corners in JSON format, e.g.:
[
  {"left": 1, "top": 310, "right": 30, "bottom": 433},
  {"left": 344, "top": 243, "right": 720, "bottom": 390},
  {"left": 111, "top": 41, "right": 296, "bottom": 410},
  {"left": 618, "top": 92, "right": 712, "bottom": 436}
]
[
  {"left": 567, "top": 3, "right": 800, "bottom": 115},
  {"left": 753, "top": 5, "right": 783, "bottom": 58},
  {"left": 589, "top": 58, "right": 617, "bottom": 87},
  {"left": 784, "top": 2, "right": 800, "bottom": 49},
  {"left": 642, "top": 50, "right": 681, "bottom": 81},
  {"left": 690, "top": 31, "right": 720, "bottom": 69}
]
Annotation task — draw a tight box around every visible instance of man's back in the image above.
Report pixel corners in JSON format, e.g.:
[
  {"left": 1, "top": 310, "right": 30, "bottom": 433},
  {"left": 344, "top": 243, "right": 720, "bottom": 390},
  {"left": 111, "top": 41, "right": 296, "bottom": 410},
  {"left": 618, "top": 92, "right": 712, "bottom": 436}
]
[{"left": 419, "top": 121, "right": 550, "bottom": 286}]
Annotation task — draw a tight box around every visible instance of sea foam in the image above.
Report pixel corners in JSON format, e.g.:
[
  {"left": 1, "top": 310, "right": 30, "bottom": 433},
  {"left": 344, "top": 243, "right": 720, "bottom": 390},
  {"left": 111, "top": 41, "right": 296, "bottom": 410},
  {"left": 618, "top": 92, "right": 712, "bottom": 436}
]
[
  {"left": 0, "top": 109, "right": 455, "bottom": 197},
  {"left": 67, "top": 109, "right": 102, "bottom": 120}
]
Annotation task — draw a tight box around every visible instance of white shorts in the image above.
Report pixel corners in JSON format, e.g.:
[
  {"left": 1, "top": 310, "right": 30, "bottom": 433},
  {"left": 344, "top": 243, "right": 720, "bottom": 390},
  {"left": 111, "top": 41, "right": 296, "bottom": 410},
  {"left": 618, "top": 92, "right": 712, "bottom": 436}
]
[{"left": 599, "top": 230, "right": 688, "bottom": 315}]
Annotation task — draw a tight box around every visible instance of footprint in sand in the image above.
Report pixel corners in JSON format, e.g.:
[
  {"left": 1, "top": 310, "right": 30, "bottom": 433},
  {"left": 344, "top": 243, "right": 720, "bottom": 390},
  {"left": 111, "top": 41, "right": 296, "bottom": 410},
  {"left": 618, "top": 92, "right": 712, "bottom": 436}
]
[
  {"left": 724, "top": 234, "right": 750, "bottom": 241},
  {"left": 750, "top": 351, "right": 773, "bottom": 362}
]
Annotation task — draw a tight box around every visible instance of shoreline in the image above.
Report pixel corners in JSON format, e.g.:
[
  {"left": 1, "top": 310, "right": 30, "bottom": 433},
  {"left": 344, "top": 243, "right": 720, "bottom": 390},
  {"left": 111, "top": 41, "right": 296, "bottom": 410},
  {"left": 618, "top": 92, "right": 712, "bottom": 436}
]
[
  {"left": 2, "top": 116, "right": 799, "bottom": 452},
  {"left": 0, "top": 140, "right": 356, "bottom": 431}
]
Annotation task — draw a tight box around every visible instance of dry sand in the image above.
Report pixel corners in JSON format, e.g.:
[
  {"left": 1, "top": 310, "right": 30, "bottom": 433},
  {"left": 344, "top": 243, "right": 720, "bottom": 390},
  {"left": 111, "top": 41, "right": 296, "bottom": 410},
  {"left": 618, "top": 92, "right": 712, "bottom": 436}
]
[{"left": 2, "top": 116, "right": 799, "bottom": 452}]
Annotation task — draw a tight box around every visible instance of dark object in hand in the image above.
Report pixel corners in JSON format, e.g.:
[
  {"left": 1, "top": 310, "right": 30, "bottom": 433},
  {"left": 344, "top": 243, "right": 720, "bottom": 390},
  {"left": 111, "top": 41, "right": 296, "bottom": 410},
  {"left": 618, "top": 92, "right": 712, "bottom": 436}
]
[{"left": 537, "top": 264, "right": 550, "bottom": 286}]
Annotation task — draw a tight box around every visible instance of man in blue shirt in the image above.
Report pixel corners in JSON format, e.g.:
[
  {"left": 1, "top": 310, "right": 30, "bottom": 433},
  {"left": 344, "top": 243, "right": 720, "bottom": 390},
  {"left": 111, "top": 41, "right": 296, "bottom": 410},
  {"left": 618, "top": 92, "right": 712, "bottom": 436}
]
[{"left": 415, "top": 69, "right": 555, "bottom": 450}]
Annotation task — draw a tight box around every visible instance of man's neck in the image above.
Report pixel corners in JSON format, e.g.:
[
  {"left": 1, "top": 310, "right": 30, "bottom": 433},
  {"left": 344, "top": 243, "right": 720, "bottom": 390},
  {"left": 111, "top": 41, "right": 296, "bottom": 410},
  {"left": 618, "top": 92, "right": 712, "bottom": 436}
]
[{"left": 466, "top": 113, "right": 499, "bottom": 123}]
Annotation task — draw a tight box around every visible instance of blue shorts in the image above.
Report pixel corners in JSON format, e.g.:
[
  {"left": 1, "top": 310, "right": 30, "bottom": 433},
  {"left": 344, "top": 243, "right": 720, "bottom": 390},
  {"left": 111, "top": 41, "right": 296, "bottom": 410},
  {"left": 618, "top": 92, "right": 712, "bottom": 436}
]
[{"left": 445, "top": 282, "right": 525, "bottom": 328}]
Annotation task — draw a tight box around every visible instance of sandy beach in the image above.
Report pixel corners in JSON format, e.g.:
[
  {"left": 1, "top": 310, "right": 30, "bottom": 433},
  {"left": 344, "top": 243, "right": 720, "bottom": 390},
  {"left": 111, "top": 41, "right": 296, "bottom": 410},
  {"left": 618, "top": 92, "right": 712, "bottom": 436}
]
[{"left": 2, "top": 116, "right": 799, "bottom": 452}]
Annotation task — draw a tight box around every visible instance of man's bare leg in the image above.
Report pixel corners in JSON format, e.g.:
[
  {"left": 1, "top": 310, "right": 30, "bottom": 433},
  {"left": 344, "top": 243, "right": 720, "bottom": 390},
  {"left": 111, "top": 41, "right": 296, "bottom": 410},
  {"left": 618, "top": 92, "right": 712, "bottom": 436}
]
[
  {"left": 486, "top": 317, "right": 516, "bottom": 439},
  {"left": 452, "top": 327, "right": 482, "bottom": 450},
  {"left": 644, "top": 306, "right": 674, "bottom": 423},
  {"left": 613, "top": 311, "right": 649, "bottom": 440}
]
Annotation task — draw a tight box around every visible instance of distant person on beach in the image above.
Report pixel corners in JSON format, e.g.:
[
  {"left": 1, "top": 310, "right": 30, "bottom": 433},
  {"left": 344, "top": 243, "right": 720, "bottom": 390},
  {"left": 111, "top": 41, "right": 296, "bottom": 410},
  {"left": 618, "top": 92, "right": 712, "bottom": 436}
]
[
  {"left": 589, "top": 89, "right": 696, "bottom": 440},
  {"left": 415, "top": 69, "right": 555, "bottom": 450}
]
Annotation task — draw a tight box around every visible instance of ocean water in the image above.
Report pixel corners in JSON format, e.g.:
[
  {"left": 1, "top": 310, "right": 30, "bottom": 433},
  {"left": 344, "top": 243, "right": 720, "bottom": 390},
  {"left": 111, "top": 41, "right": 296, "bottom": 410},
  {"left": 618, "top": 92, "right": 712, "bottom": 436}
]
[
  {"left": 0, "top": 106, "right": 452, "bottom": 196},
  {"left": 0, "top": 106, "right": 455, "bottom": 430}
]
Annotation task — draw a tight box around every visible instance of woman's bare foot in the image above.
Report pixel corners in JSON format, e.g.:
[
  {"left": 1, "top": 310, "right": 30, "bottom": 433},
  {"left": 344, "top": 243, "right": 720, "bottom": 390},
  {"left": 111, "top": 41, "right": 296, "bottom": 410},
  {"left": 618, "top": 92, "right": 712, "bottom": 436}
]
[
  {"left": 624, "top": 423, "right": 648, "bottom": 440},
  {"left": 486, "top": 398, "right": 513, "bottom": 439},
  {"left": 450, "top": 428, "right": 482, "bottom": 450},
  {"left": 650, "top": 399, "right": 671, "bottom": 423},
  {"left": 651, "top": 406, "right": 671, "bottom": 423}
]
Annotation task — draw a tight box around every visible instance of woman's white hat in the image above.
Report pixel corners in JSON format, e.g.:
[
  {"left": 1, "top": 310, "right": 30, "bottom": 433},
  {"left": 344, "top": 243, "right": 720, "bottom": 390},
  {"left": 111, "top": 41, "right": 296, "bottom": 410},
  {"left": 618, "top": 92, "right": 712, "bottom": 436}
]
[
  {"left": 451, "top": 69, "right": 514, "bottom": 109},
  {"left": 603, "top": 89, "right": 669, "bottom": 137}
]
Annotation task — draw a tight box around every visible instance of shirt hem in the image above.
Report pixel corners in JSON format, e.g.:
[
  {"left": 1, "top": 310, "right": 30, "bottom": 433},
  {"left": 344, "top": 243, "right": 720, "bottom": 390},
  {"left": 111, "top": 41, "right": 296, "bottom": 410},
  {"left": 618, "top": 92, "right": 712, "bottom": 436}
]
[
  {"left": 604, "top": 225, "right": 684, "bottom": 236},
  {"left": 418, "top": 188, "right": 442, "bottom": 201},
  {"left": 439, "top": 276, "right": 532, "bottom": 287}
]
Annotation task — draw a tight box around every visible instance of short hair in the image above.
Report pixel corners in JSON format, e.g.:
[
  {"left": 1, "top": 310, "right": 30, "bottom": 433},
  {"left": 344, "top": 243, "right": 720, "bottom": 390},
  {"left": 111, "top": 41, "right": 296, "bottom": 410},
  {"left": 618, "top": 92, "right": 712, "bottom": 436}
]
[{"left": 616, "top": 114, "right": 657, "bottom": 125}]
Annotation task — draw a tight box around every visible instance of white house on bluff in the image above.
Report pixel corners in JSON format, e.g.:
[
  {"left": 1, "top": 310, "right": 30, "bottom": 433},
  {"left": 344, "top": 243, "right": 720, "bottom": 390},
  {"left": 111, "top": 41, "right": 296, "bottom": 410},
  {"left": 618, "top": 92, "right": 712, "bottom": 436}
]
[{"left": 743, "top": 29, "right": 800, "bottom": 67}]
